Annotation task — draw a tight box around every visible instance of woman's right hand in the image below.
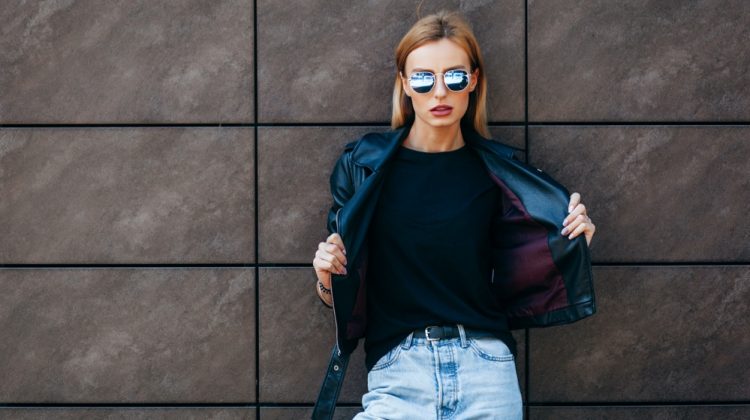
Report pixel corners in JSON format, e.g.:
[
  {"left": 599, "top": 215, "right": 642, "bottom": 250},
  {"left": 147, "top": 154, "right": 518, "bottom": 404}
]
[{"left": 313, "top": 233, "right": 348, "bottom": 305}]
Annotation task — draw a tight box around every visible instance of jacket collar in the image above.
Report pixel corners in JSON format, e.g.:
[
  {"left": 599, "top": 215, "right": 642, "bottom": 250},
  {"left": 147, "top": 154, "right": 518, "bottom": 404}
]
[{"left": 350, "top": 121, "right": 518, "bottom": 172}]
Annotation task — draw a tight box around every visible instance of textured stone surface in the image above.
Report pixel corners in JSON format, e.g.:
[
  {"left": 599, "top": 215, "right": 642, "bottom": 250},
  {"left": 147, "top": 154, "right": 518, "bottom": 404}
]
[
  {"left": 531, "top": 406, "right": 750, "bottom": 419},
  {"left": 528, "top": 0, "right": 750, "bottom": 121},
  {"left": 259, "top": 267, "right": 368, "bottom": 403},
  {"left": 258, "top": 126, "right": 378, "bottom": 263},
  {"left": 0, "top": 409, "right": 255, "bottom": 420},
  {"left": 528, "top": 125, "right": 750, "bottom": 262},
  {"left": 0, "top": 127, "right": 254, "bottom": 263},
  {"left": 489, "top": 125, "right": 526, "bottom": 153},
  {"left": 0, "top": 269, "right": 255, "bottom": 402},
  {"left": 257, "top": 0, "right": 524, "bottom": 123},
  {"left": 529, "top": 266, "right": 750, "bottom": 402},
  {"left": 1, "top": 0, "right": 745, "bottom": 414},
  {"left": 261, "top": 407, "right": 361, "bottom": 420},
  {"left": 0, "top": 0, "right": 253, "bottom": 123},
  {"left": 259, "top": 125, "right": 524, "bottom": 263}
]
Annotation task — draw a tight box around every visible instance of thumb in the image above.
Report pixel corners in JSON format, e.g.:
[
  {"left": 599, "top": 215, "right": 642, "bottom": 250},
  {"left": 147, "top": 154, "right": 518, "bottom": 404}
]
[{"left": 327, "top": 232, "right": 346, "bottom": 255}]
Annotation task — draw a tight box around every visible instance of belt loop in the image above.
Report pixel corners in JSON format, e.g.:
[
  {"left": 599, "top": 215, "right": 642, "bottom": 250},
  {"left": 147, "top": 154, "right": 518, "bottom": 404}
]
[
  {"left": 457, "top": 324, "right": 468, "bottom": 348},
  {"left": 402, "top": 331, "right": 414, "bottom": 350}
]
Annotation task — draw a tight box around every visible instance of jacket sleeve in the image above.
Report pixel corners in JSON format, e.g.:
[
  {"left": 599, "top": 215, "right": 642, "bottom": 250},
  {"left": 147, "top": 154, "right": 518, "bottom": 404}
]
[
  {"left": 317, "top": 141, "right": 357, "bottom": 309},
  {"left": 326, "top": 141, "right": 357, "bottom": 235}
]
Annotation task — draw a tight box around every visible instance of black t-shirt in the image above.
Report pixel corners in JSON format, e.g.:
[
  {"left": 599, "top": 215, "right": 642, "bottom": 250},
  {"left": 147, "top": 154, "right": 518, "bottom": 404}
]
[{"left": 364, "top": 141, "right": 517, "bottom": 372}]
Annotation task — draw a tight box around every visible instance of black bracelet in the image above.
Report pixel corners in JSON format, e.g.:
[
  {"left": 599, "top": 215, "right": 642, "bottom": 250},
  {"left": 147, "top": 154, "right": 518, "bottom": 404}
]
[
  {"left": 317, "top": 280, "right": 333, "bottom": 308},
  {"left": 318, "top": 280, "right": 331, "bottom": 294}
]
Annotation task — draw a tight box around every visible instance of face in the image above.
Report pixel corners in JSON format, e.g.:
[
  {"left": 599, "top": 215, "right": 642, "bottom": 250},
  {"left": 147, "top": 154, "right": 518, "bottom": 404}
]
[{"left": 401, "top": 37, "right": 479, "bottom": 129}]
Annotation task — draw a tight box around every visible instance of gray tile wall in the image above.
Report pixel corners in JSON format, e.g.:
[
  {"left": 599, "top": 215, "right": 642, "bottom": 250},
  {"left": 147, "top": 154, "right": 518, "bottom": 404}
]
[{"left": 1, "top": 1, "right": 747, "bottom": 419}]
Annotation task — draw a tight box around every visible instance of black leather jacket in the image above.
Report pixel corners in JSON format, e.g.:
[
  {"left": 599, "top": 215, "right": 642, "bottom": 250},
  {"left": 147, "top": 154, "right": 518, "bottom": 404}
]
[{"left": 312, "top": 121, "right": 596, "bottom": 419}]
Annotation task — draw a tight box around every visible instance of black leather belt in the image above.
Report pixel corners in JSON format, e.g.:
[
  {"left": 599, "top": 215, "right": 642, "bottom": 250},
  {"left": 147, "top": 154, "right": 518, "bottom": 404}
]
[{"left": 412, "top": 324, "right": 495, "bottom": 341}]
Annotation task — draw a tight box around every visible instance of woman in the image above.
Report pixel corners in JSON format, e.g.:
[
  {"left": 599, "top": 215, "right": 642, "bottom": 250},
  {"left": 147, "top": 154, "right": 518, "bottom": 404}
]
[{"left": 312, "top": 10, "right": 596, "bottom": 419}]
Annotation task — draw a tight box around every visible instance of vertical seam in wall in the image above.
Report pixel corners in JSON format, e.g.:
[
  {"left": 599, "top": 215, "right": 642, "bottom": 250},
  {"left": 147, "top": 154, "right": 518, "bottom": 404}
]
[
  {"left": 524, "top": 0, "right": 531, "bottom": 165},
  {"left": 253, "top": 0, "right": 260, "bottom": 416},
  {"left": 524, "top": 1, "right": 531, "bottom": 417}
]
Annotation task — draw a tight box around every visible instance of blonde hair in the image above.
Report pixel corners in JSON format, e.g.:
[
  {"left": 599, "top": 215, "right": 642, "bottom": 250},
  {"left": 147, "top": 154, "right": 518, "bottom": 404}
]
[{"left": 391, "top": 10, "right": 490, "bottom": 138}]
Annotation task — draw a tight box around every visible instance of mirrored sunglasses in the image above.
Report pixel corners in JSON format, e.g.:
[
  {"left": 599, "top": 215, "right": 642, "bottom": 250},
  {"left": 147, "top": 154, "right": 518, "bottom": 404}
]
[{"left": 405, "top": 69, "right": 471, "bottom": 93}]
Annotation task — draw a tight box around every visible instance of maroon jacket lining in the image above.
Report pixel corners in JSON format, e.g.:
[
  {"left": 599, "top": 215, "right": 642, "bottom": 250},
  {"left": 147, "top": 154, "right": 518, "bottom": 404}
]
[{"left": 489, "top": 171, "right": 569, "bottom": 317}]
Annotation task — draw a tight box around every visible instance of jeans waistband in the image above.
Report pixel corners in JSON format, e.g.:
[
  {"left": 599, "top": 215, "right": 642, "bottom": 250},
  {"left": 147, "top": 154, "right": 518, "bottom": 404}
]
[{"left": 402, "top": 323, "right": 496, "bottom": 349}]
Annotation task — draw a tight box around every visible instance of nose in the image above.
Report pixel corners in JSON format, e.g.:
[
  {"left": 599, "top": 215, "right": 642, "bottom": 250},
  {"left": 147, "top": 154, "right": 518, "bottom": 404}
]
[{"left": 433, "top": 75, "right": 448, "bottom": 98}]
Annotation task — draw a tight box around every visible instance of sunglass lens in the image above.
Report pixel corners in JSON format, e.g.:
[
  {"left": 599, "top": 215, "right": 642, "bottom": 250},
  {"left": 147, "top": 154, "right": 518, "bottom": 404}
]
[
  {"left": 445, "top": 70, "right": 469, "bottom": 91},
  {"left": 409, "top": 72, "right": 435, "bottom": 93}
]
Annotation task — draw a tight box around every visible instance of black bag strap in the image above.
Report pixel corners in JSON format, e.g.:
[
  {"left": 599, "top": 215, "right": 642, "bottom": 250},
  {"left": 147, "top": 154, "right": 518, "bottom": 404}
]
[{"left": 311, "top": 343, "right": 350, "bottom": 420}]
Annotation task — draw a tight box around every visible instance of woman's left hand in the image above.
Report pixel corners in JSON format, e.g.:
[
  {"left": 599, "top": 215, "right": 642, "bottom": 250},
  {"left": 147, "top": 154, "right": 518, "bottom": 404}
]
[{"left": 562, "top": 192, "right": 595, "bottom": 247}]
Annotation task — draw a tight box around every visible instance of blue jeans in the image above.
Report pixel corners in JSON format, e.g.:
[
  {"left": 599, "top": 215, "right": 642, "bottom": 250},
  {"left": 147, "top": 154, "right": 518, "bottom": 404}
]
[{"left": 353, "top": 324, "right": 523, "bottom": 419}]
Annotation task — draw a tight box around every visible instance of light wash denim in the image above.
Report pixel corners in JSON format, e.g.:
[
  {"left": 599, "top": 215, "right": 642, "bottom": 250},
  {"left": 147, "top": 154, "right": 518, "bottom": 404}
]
[{"left": 353, "top": 324, "right": 523, "bottom": 420}]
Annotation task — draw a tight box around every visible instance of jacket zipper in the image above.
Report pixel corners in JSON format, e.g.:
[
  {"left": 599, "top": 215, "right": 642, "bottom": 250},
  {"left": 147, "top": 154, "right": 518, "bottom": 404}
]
[{"left": 331, "top": 207, "right": 343, "bottom": 357}]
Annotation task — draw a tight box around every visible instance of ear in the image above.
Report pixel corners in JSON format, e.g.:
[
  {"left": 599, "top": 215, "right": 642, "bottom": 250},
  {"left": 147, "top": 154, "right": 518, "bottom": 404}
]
[{"left": 469, "top": 68, "right": 479, "bottom": 92}]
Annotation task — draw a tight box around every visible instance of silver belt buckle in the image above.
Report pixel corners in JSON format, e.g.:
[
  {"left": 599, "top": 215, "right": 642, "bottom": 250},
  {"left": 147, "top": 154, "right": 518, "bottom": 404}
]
[{"left": 425, "top": 326, "right": 440, "bottom": 341}]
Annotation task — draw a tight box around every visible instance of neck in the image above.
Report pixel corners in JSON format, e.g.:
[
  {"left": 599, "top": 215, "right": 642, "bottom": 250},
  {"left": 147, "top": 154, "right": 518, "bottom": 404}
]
[{"left": 402, "top": 119, "right": 464, "bottom": 152}]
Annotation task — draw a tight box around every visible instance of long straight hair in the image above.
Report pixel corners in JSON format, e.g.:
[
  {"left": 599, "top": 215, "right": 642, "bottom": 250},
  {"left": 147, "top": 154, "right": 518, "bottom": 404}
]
[{"left": 391, "top": 10, "right": 490, "bottom": 138}]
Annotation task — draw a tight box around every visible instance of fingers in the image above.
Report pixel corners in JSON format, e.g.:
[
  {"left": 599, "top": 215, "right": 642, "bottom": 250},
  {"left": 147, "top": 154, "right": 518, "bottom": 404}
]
[
  {"left": 311, "top": 232, "right": 348, "bottom": 291},
  {"left": 562, "top": 212, "right": 596, "bottom": 241},
  {"left": 568, "top": 192, "right": 581, "bottom": 213},
  {"left": 315, "top": 239, "right": 347, "bottom": 275},
  {"left": 562, "top": 194, "right": 592, "bottom": 240},
  {"left": 563, "top": 202, "right": 587, "bottom": 227},
  {"left": 565, "top": 220, "right": 588, "bottom": 240},
  {"left": 562, "top": 213, "right": 579, "bottom": 236},
  {"left": 313, "top": 252, "right": 347, "bottom": 276},
  {"left": 321, "top": 236, "right": 347, "bottom": 266},
  {"left": 327, "top": 233, "right": 346, "bottom": 255}
]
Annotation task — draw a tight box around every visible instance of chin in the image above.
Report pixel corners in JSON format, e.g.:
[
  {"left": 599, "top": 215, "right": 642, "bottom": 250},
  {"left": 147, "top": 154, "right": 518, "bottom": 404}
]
[
  {"left": 429, "top": 117, "right": 462, "bottom": 128},
  {"left": 432, "top": 119, "right": 459, "bottom": 127},
  {"left": 417, "top": 114, "right": 462, "bottom": 128}
]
